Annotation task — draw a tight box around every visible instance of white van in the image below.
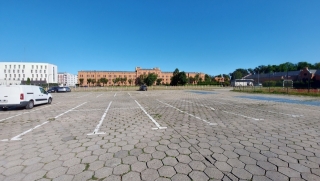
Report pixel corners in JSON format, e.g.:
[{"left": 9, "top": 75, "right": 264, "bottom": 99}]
[{"left": 0, "top": 85, "right": 52, "bottom": 109}]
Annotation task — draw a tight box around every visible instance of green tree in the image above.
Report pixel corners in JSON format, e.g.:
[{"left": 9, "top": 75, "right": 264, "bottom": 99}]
[
  {"left": 128, "top": 79, "right": 132, "bottom": 86},
  {"left": 91, "top": 79, "right": 96, "bottom": 86},
  {"left": 144, "top": 73, "right": 158, "bottom": 86},
  {"left": 194, "top": 73, "right": 200, "bottom": 83},
  {"left": 112, "top": 79, "right": 116, "bottom": 85},
  {"left": 171, "top": 71, "right": 187, "bottom": 86},
  {"left": 26, "top": 78, "right": 31, "bottom": 85},
  {"left": 79, "top": 78, "right": 84, "bottom": 86},
  {"left": 87, "top": 78, "right": 92, "bottom": 87},
  {"left": 156, "top": 78, "right": 163, "bottom": 85}
]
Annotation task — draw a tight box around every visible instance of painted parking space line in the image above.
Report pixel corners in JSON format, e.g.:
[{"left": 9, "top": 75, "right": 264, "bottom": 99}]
[
  {"left": 88, "top": 101, "right": 112, "bottom": 135},
  {"left": 222, "top": 110, "right": 264, "bottom": 121},
  {"left": 135, "top": 100, "right": 167, "bottom": 130},
  {"left": 0, "top": 102, "right": 61, "bottom": 123},
  {"left": 182, "top": 100, "right": 215, "bottom": 110},
  {"left": 1, "top": 102, "right": 87, "bottom": 141},
  {"left": 157, "top": 99, "right": 217, "bottom": 126},
  {"left": 114, "top": 93, "right": 117, "bottom": 97},
  {"left": 55, "top": 102, "right": 87, "bottom": 119},
  {"left": 96, "top": 94, "right": 103, "bottom": 98},
  {"left": 128, "top": 93, "right": 132, "bottom": 97},
  {"left": 209, "top": 99, "right": 303, "bottom": 118}
]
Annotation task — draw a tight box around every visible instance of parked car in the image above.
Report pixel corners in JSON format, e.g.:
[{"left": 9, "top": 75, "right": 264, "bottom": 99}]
[
  {"left": 139, "top": 85, "right": 148, "bottom": 91},
  {"left": 0, "top": 85, "right": 52, "bottom": 109},
  {"left": 47, "top": 86, "right": 59, "bottom": 93},
  {"left": 57, "top": 87, "right": 71, "bottom": 92}
]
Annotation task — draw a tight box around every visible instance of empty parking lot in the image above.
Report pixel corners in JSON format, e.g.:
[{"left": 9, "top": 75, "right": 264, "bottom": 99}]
[{"left": 0, "top": 89, "right": 320, "bottom": 181}]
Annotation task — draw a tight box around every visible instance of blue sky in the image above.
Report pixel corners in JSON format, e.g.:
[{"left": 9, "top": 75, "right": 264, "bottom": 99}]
[{"left": 1, "top": 0, "right": 319, "bottom": 76}]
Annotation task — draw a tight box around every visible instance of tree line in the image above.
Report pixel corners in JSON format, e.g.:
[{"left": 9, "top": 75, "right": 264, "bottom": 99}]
[{"left": 230, "top": 61, "right": 320, "bottom": 80}]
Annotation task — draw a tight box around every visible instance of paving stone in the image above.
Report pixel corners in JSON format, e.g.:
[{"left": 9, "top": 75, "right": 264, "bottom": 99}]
[
  {"left": 3, "top": 166, "right": 24, "bottom": 176},
  {"left": 215, "top": 161, "right": 232, "bottom": 172},
  {"left": 138, "top": 154, "right": 152, "bottom": 162},
  {"left": 279, "top": 155, "right": 298, "bottom": 163},
  {"left": 239, "top": 156, "right": 256, "bottom": 164},
  {"left": 257, "top": 161, "right": 277, "bottom": 171},
  {"left": 114, "top": 150, "right": 129, "bottom": 158},
  {"left": 223, "top": 151, "right": 239, "bottom": 159},
  {"left": 122, "top": 156, "right": 138, "bottom": 165},
  {"left": 300, "top": 160, "right": 319, "bottom": 169},
  {"left": 22, "top": 170, "right": 46, "bottom": 181},
  {"left": 212, "top": 153, "right": 228, "bottom": 162},
  {"left": 162, "top": 157, "right": 178, "bottom": 166},
  {"left": 122, "top": 171, "right": 141, "bottom": 181},
  {"left": 176, "top": 155, "right": 192, "bottom": 163},
  {"left": 105, "top": 158, "right": 121, "bottom": 167},
  {"left": 158, "top": 166, "right": 176, "bottom": 177},
  {"left": 82, "top": 155, "right": 98, "bottom": 164},
  {"left": 268, "top": 158, "right": 288, "bottom": 167},
  {"left": 73, "top": 171, "right": 94, "bottom": 181},
  {"left": 232, "top": 168, "right": 252, "bottom": 180},
  {"left": 130, "top": 149, "right": 143, "bottom": 156},
  {"left": 52, "top": 175, "right": 74, "bottom": 181},
  {"left": 152, "top": 151, "right": 166, "bottom": 159},
  {"left": 46, "top": 166, "right": 68, "bottom": 179},
  {"left": 113, "top": 164, "right": 130, "bottom": 175},
  {"left": 204, "top": 167, "right": 224, "bottom": 179},
  {"left": 131, "top": 161, "right": 147, "bottom": 172},
  {"left": 278, "top": 167, "right": 300, "bottom": 178},
  {"left": 189, "top": 170, "right": 209, "bottom": 181},
  {"left": 103, "top": 175, "right": 121, "bottom": 181},
  {"left": 289, "top": 163, "right": 311, "bottom": 173},
  {"left": 227, "top": 159, "right": 245, "bottom": 168},
  {"left": 141, "top": 169, "right": 159, "bottom": 181},
  {"left": 252, "top": 176, "right": 272, "bottom": 181},
  {"left": 171, "top": 173, "right": 191, "bottom": 181},
  {"left": 67, "top": 164, "right": 85, "bottom": 175},
  {"left": 94, "top": 167, "right": 113, "bottom": 178},
  {"left": 301, "top": 173, "right": 320, "bottom": 181},
  {"left": 88, "top": 161, "right": 104, "bottom": 171},
  {"left": 147, "top": 159, "right": 163, "bottom": 169},
  {"left": 250, "top": 153, "right": 268, "bottom": 161},
  {"left": 174, "top": 163, "right": 192, "bottom": 174},
  {"left": 165, "top": 149, "right": 179, "bottom": 157},
  {"left": 245, "top": 165, "right": 265, "bottom": 175},
  {"left": 266, "top": 171, "right": 289, "bottom": 181}
]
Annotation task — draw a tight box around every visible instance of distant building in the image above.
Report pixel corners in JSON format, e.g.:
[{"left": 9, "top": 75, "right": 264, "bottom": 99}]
[
  {"left": 244, "top": 67, "right": 319, "bottom": 84},
  {"left": 0, "top": 62, "right": 58, "bottom": 85},
  {"left": 58, "top": 72, "right": 78, "bottom": 86},
  {"left": 78, "top": 67, "right": 205, "bottom": 86}
]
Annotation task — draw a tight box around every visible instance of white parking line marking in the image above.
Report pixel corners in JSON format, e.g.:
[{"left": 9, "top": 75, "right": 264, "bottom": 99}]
[
  {"left": 0, "top": 102, "right": 60, "bottom": 123},
  {"left": 135, "top": 100, "right": 167, "bottom": 130},
  {"left": 222, "top": 110, "right": 264, "bottom": 121},
  {"left": 88, "top": 101, "right": 112, "bottom": 135},
  {"left": 128, "top": 93, "right": 132, "bottom": 97},
  {"left": 6, "top": 121, "right": 49, "bottom": 141},
  {"left": 55, "top": 102, "right": 87, "bottom": 119},
  {"left": 182, "top": 100, "right": 215, "bottom": 110},
  {"left": 157, "top": 99, "right": 217, "bottom": 126},
  {"left": 96, "top": 94, "right": 103, "bottom": 98},
  {"left": 114, "top": 93, "right": 117, "bottom": 97},
  {"left": 1, "top": 102, "right": 87, "bottom": 141},
  {"left": 209, "top": 99, "right": 302, "bottom": 117}
]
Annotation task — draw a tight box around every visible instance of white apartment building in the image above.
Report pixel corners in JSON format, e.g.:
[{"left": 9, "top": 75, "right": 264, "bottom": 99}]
[
  {"left": 0, "top": 62, "right": 58, "bottom": 85},
  {"left": 58, "top": 72, "right": 78, "bottom": 86}
]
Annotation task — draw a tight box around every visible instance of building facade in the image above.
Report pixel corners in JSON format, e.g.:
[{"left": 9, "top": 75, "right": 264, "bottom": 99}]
[
  {"left": 243, "top": 67, "right": 320, "bottom": 85},
  {"left": 78, "top": 67, "right": 205, "bottom": 86},
  {"left": 0, "top": 62, "right": 58, "bottom": 85},
  {"left": 58, "top": 72, "right": 78, "bottom": 86}
]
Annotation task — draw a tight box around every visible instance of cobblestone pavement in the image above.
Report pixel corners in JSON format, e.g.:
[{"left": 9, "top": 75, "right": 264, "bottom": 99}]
[{"left": 0, "top": 89, "right": 320, "bottom": 181}]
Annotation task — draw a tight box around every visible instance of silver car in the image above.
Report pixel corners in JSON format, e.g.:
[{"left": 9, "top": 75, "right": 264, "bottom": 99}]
[{"left": 58, "top": 87, "right": 71, "bottom": 92}]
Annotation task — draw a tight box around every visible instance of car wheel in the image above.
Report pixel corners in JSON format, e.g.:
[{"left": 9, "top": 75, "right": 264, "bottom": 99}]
[
  {"left": 47, "top": 98, "right": 52, "bottom": 104},
  {"left": 26, "top": 100, "right": 34, "bottom": 109}
]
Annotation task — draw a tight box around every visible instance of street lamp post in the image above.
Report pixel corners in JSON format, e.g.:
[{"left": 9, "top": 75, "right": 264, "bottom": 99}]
[{"left": 47, "top": 74, "right": 52, "bottom": 90}]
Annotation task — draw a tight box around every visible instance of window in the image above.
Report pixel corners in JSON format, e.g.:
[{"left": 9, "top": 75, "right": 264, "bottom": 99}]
[
  {"left": 32, "top": 74, "right": 34, "bottom": 77},
  {"left": 9, "top": 74, "right": 11, "bottom": 77},
  {"left": 36, "top": 65, "right": 38, "bottom": 69},
  {"left": 22, "top": 70, "right": 24, "bottom": 73},
  {"left": 14, "top": 65, "right": 16, "bottom": 69},
  {"left": 14, "top": 74, "right": 16, "bottom": 77},
  {"left": 13, "top": 70, "right": 15, "bottom": 73},
  {"left": 19, "top": 65, "right": 20, "bottom": 69},
  {"left": 35, "top": 70, "right": 37, "bottom": 73},
  {"left": 44, "top": 70, "right": 46, "bottom": 73},
  {"left": 5, "top": 65, "right": 7, "bottom": 68},
  {"left": 4, "top": 70, "right": 5, "bottom": 73},
  {"left": 9, "top": 65, "right": 11, "bottom": 69},
  {"left": 32, "top": 65, "right": 34, "bottom": 69},
  {"left": 40, "top": 70, "right": 42, "bottom": 73},
  {"left": 19, "top": 74, "right": 20, "bottom": 77},
  {"left": 31, "top": 70, "right": 33, "bottom": 73},
  {"left": 8, "top": 70, "right": 10, "bottom": 73},
  {"left": 17, "top": 70, "right": 19, "bottom": 73},
  {"left": 23, "top": 74, "right": 25, "bottom": 77},
  {"left": 23, "top": 65, "right": 25, "bottom": 69},
  {"left": 5, "top": 74, "right": 7, "bottom": 77},
  {"left": 41, "top": 65, "right": 42, "bottom": 69}
]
